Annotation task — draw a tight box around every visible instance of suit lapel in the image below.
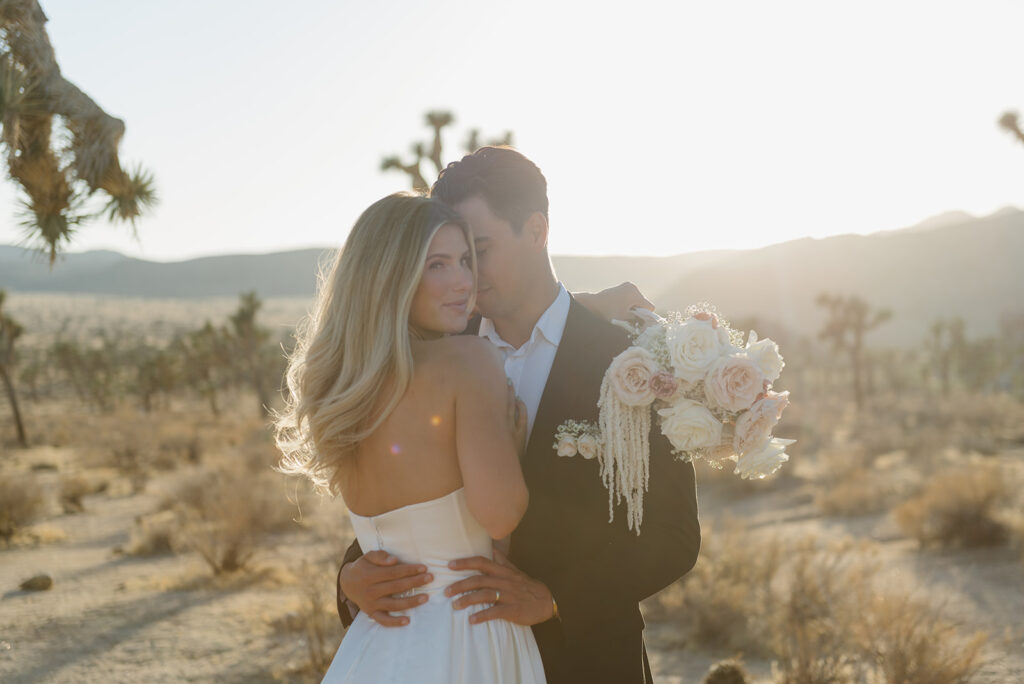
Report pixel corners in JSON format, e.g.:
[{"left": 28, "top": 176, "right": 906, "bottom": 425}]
[{"left": 523, "top": 297, "right": 593, "bottom": 470}]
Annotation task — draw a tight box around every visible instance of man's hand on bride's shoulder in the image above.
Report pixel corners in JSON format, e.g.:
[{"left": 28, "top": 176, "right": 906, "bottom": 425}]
[
  {"left": 339, "top": 550, "right": 432, "bottom": 627},
  {"left": 575, "top": 281, "right": 654, "bottom": 325},
  {"left": 445, "top": 549, "right": 555, "bottom": 627}
]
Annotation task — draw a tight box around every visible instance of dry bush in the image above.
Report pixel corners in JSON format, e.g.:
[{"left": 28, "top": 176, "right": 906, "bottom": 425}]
[
  {"left": 847, "top": 393, "right": 1024, "bottom": 467},
  {"left": 59, "top": 474, "right": 94, "bottom": 513},
  {"left": 894, "top": 463, "right": 1010, "bottom": 548},
  {"left": 0, "top": 474, "right": 45, "bottom": 544},
  {"left": 266, "top": 562, "right": 344, "bottom": 682},
  {"left": 769, "top": 538, "right": 874, "bottom": 684},
  {"left": 657, "top": 520, "right": 783, "bottom": 655},
  {"left": 296, "top": 561, "right": 343, "bottom": 677},
  {"left": 703, "top": 658, "right": 751, "bottom": 684},
  {"left": 163, "top": 467, "right": 302, "bottom": 574},
  {"left": 122, "top": 509, "right": 179, "bottom": 556},
  {"left": 852, "top": 593, "right": 987, "bottom": 684},
  {"left": 815, "top": 466, "right": 897, "bottom": 517},
  {"left": 657, "top": 522, "right": 987, "bottom": 683}
]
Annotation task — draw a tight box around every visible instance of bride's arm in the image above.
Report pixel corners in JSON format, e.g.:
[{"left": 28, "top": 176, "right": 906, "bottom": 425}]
[
  {"left": 573, "top": 282, "right": 654, "bottom": 324},
  {"left": 452, "top": 336, "right": 529, "bottom": 540}
]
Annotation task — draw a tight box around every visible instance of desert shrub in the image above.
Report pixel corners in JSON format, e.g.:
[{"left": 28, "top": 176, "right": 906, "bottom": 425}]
[
  {"left": 815, "top": 466, "right": 895, "bottom": 517},
  {"left": 59, "top": 474, "right": 94, "bottom": 513},
  {"left": 657, "top": 523, "right": 987, "bottom": 683},
  {"left": 123, "top": 509, "right": 179, "bottom": 556},
  {"left": 703, "top": 658, "right": 751, "bottom": 684},
  {"left": 894, "top": 463, "right": 1009, "bottom": 548},
  {"left": 297, "top": 561, "right": 343, "bottom": 677},
  {"left": 164, "top": 466, "right": 301, "bottom": 573},
  {"left": 658, "top": 520, "right": 783, "bottom": 654},
  {"left": 769, "top": 538, "right": 873, "bottom": 684},
  {"left": 0, "top": 474, "right": 45, "bottom": 544},
  {"left": 152, "top": 435, "right": 202, "bottom": 470},
  {"left": 852, "top": 593, "right": 987, "bottom": 684}
]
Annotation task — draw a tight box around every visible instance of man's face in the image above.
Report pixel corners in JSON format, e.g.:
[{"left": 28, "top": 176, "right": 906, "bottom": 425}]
[{"left": 452, "top": 195, "right": 532, "bottom": 320}]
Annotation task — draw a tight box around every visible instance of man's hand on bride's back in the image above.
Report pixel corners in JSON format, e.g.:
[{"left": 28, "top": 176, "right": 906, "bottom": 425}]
[{"left": 339, "top": 550, "right": 432, "bottom": 627}]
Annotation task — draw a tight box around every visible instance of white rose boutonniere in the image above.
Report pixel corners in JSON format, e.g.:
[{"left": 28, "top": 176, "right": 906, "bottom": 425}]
[{"left": 552, "top": 420, "right": 602, "bottom": 460}]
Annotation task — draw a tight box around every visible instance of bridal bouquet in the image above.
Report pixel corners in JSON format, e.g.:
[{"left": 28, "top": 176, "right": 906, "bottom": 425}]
[{"left": 560, "top": 303, "right": 794, "bottom": 533}]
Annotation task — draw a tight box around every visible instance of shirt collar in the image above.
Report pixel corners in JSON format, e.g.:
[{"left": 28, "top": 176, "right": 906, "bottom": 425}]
[{"left": 479, "top": 284, "right": 571, "bottom": 351}]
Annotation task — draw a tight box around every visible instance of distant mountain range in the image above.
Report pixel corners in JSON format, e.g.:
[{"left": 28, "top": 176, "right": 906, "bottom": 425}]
[{"left": 2, "top": 208, "right": 1022, "bottom": 346}]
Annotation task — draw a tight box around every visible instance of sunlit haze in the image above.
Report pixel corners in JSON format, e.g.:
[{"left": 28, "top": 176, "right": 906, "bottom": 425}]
[{"left": 1, "top": 0, "right": 1021, "bottom": 261}]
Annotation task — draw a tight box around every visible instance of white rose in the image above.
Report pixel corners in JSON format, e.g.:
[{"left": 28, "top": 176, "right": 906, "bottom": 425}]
[
  {"left": 577, "top": 433, "right": 599, "bottom": 460},
  {"left": 745, "top": 331, "right": 785, "bottom": 383},
  {"left": 734, "top": 437, "right": 795, "bottom": 479},
  {"left": 665, "top": 318, "right": 731, "bottom": 383},
  {"left": 657, "top": 399, "right": 723, "bottom": 453},
  {"left": 556, "top": 436, "right": 578, "bottom": 457}
]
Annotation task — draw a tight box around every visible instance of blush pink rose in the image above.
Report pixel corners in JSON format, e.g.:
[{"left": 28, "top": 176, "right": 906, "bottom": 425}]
[
  {"left": 733, "top": 390, "right": 790, "bottom": 455},
  {"left": 703, "top": 353, "right": 765, "bottom": 412},
  {"left": 649, "top": 371, "right": 680, "bottom": 400},
  {"left": 608, "top": 347, "right": 659, "bottom": 407}
]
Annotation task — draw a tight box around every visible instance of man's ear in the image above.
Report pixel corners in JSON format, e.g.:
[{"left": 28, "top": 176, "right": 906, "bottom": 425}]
[{"left": 523, "top": 212, "right": 549, "bottom": 251}]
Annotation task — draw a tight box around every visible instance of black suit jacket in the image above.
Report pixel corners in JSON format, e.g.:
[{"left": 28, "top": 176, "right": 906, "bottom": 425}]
[{"left": 336, "top": 297, "right": 701, "bottom": 684}]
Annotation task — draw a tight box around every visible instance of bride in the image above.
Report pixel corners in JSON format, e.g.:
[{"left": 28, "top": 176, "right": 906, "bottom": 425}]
[{"left": 274, "top": 192, "right": 547, "bottom": 682}]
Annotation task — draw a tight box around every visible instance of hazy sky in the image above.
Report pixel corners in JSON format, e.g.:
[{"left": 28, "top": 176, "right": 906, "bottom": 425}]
[{"left": 1, "top": 0, "right": 1022, "bottom": 261}]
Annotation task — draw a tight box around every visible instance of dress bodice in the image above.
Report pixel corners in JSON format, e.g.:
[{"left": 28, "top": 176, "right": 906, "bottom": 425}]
[{"left": 347, "top": 488, "right": 492, "bottom": 600}]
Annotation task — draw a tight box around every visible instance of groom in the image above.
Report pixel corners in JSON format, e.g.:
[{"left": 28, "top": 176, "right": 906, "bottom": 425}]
[{"left": 335, "top": 147, "right": 700, "bottom": 683}]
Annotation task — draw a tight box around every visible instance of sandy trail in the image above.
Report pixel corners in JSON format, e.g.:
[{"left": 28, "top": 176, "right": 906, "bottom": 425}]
[{"left": 2, "top": 456, "right": 1021, "bottom": 683}]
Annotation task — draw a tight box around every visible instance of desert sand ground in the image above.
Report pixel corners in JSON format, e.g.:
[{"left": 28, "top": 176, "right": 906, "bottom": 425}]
[{"left": 1, "top": 397, "right": 1022, "bottom": 683}]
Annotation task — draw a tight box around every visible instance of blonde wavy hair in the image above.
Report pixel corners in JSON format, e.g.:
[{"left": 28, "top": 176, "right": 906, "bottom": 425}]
[{"left": 274, "top": 193, "right": 475, "bottom": 495}]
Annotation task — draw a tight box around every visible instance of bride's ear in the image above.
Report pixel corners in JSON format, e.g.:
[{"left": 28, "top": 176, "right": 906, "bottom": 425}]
[{"left": 523, "top": 212, "right": 549, "bottom": 251}]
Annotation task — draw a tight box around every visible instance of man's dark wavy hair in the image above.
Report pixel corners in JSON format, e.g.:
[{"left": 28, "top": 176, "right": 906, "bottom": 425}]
[{"left": 430, "top": 146, "right": 548, "bottom": 233}]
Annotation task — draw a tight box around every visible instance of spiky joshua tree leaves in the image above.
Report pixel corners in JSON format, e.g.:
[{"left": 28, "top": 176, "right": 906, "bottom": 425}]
[
  {"left": 998, "top": 110, "right": 1024, "bottom": 148},
  {"left": 0, "top": 0, "right": 157, "bottom": 264},
  {"left": 0, "top": 290, "right": 28, "bottom": 447},
  {"left": 381, "top": 110, "right": 514, "bottom": 190},
  {"left": 816, "top": 293, "right": 891, "bottom": 411}
]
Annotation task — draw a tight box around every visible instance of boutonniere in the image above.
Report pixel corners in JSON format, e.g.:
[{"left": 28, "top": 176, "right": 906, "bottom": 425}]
[{"left": 552, "top": 419, "right": 603, "bottom": 460}]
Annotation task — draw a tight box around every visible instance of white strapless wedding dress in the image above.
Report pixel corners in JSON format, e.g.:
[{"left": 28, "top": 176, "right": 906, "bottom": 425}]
[{"left": 322, "top": 488, "right": 547, "bottom": 683}]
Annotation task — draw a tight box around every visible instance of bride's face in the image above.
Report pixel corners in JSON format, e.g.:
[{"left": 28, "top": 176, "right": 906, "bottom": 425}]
[{"left": 409, "top": 223, "right": 475, "bottom": 335}]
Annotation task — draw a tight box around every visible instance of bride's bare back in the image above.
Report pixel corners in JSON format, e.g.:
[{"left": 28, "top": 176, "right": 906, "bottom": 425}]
[{"left": 340, "top": 335, "right": 527, "bottom": 539}]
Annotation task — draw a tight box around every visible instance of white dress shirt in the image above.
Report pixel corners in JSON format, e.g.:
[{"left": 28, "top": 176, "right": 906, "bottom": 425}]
[{"left": 478, "top": 285, "right": 571, "bottom": 440}]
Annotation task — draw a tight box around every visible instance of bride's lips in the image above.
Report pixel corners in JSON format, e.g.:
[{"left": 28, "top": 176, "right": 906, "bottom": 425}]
[{"left": 443, "top": 299, "right": 469, "bottom": 313}]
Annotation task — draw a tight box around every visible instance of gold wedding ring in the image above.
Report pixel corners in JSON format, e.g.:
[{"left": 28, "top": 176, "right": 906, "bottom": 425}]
[{"left": 494, "top": 590, "right": 501, "bottom": 604}]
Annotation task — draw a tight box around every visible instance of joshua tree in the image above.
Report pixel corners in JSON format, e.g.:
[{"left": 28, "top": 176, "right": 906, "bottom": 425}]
[
  {"left": 998, "top": 111, "right": 1024, "bottom": 148},
  {"left": 226, "top": 291, "right": 272, "bottom": 417},
  {"left": 816, "top": 293, "right": 891, "bottom": 410},
  {"left": 0, "top": 290, "right": 27, "bottom": 447},
  {"left": 173, "top": 322, "right": 230, "bottom": 416},
  {"left": 0, "top": 0, "right": 157, "bottom": 264},
  {"left": 49, "top": 333, "right": 119, "bottom": 413},
  {"left": 134, "top": 346, "right": 177, "bottom": 413},
  {"left": 925, "top": 317, "right": 967, "bottom": 397},
  {"left": 382, "top": 111, "right": 513, "bottom": 190}
]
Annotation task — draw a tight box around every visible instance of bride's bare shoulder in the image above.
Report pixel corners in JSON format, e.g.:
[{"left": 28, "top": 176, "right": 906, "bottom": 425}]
[{"left": 416, "top": 336, "right": 503, "bottom": 379}]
